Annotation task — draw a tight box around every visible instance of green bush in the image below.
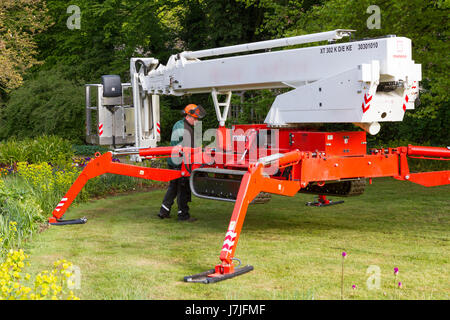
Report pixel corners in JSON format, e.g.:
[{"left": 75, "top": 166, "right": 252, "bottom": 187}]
[
  {"left": 0, "top": 138, "right": 31, "bottom": 164},
  {"left": 72, "top": 144, "right": 110, "bottom": 157},
  {"left": 0, "top": 178, "right": 45, "bottom": 250},
  {"left": 0, "top": 155, "right": 167, "bottom": 250},
  {"left": 15, "top": 161, "right": 83, "bottom": 214},
  {"left": 0, "top": 135, "right": 73, "bottom": 166},
  {"left": 84, "top": 173, "right": 165, "bottom": 198},
  {"left": 0, "top": 161, "right": 86, "bottom": 250},
  {"left": 0, "top": 67, "right": 85, "bottom": 143}
]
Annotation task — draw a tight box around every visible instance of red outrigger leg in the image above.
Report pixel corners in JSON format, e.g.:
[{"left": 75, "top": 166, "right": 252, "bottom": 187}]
[
  {"left": 184, "top": 151, "right": 302, "bottom": 283},
  {"left": 49, "top": 151, "right": 183, "bottom": 225}
]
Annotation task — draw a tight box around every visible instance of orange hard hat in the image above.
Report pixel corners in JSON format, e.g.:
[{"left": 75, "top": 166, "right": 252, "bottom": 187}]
[{"left": 183, "top": 104, "right": 206, "bottom": 119}]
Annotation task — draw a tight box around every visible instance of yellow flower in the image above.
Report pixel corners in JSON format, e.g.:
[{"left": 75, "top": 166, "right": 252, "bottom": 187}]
[
  {"left": 22, "top": 287, "right": 31, "bottom": 294},
  {"left": 1, "top": 250, "right": 78, "bottom": 300}
]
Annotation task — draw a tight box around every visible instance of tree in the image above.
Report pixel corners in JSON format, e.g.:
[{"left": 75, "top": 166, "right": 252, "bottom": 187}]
[
  {"left": 0, "top": 67, "right": 85, "bottom": 143},
  {"left": 36, "top": 0, "right": 177, "bottom": 83},
  {"left": 178, "top": 0, "right": 267, "bottom": 50},
  {"left": 0, "top": 0, "right": 50, "bottom": 97},
  {"left": 3, "top": 0, "right": 446, "bottom": 145}
]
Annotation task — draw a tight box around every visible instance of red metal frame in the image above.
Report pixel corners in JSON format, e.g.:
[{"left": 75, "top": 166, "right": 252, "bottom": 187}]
[
  {"left": 49, "top": 151, "right": 183, "bottom": 223},
  {"left": 49, "top": 126, "right": 450, "bottom": 280}
]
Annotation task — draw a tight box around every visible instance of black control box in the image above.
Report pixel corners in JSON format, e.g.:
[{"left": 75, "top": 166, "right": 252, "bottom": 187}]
[{"left": 101, "top": 75, "right": 122, "bottom": 97}]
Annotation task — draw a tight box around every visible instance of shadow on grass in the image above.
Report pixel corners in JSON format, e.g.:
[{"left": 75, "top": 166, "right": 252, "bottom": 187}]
[{"left": 65, "top": 177, "right": 450, "bottom": 241}]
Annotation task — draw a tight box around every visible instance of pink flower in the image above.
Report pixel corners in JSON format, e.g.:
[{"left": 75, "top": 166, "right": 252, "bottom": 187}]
[
  {"left": 394, "top": 267, "right": 399, "bottom": 275},
  {"left": 352, "top": 285, "right": 357, "bottom": 290},
  {"left": 342, "top": 252, "right": 347, "bottom": 258},
  {"left": 398, "top": 282, "right": 402, "bottom": 288}
]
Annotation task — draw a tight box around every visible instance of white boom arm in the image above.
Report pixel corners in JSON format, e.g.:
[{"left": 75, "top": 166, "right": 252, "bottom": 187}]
[{"left": 131, "top": 30, "right": 421, "bottom": 135}]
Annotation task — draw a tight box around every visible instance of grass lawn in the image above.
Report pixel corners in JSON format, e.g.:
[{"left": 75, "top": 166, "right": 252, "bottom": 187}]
[{"left": 24, "top": 178, "right": 449, "bottom": 300}]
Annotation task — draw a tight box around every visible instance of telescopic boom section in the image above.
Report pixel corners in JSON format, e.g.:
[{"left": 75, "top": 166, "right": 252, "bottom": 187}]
[
  {"left": 180, "top": 29, "right": 354, "bottom": 59},
  {"left": 393, "top": 145, "right": 450, "bottom": 187},
  {"left": 406, "top": 145, "right": 450, "bottom": 159}
]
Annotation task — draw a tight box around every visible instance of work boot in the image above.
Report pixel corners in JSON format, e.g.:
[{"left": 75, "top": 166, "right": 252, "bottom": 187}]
[
  {"left": 178, "top": 213, "right": 197, "bottom": 222},
  {"left": 158, "top": 206, "right": 171, "bottom": 219}
]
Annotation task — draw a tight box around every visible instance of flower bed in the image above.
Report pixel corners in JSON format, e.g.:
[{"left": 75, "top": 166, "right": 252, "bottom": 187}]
[
  {"left": 1, "top": 158, "right": 164, "bottom": 251},
  {"left": 0, "top": 136, "right": 166, "bottom": 252},
  {"left": 0, "top": 138, "right": 166, "bottom": 299},
  {"left": 0, "top": 248, "right": 79, "bottom": 300}
]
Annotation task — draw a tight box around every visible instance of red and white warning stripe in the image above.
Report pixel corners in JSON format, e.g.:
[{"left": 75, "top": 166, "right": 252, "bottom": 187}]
[
  {"left": 98, "top": 123, "right": 104, "bottom": 136},
  {"left": 403, "top": 94, "right": 409, "bottom": 112},
  {"left": 55, "top": 198, "right": 68, "bottom": 212},
  {"left": 361, "top": 93, "right": 372, "bottom": 113},
  {"left": 221, "top": 230, "right": 237, "bottom": 254},
  {"left": 156, "top": 122, "right": 161, "bottom": 135}
]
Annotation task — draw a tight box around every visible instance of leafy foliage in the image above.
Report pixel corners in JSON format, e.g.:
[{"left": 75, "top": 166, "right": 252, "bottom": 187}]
[
  {"left": 72, "top": 145, "right": 110, "bottom": 157},
  {"left": 0, "top": 135, "right": 74, "bottom": 165},
  {"left": 0, "top": 68, "right": 85, "bottom": 143},
  {"left": 0, "top": 0, "right": 448, "bottom": 145},
  {"left": 0, "top": 178, "right": 45, "bottom": 250},
  {"left": 0, "top": 0, "right": 50, "bottom": 96},
  {"left": 36, "top": 0, "right": 177, "bottom": 82}
]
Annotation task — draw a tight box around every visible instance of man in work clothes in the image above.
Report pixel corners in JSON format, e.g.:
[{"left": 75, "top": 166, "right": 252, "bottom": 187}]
[{"left": 158, "top": 104, "right": 206, "bottom": 222}]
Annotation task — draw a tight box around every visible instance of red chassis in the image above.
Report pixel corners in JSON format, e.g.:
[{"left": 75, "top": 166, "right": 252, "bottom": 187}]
[{"left": 49, "top": 125, "right": 450, "bottom": 283}]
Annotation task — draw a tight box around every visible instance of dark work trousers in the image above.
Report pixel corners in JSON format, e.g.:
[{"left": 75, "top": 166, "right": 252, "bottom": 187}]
[{"left": 160, "top": 167, "right": 192, "bottom": 217}]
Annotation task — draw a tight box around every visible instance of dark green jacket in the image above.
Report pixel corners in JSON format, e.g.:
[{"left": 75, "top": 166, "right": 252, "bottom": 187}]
[{"left": 167, "top": 119, "right": 195, "bottom": 168}]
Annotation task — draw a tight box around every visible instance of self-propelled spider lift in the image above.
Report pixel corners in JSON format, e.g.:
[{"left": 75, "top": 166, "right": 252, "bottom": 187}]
[{"left": 50, "top": 30, "right": 449, "bottom": 283}]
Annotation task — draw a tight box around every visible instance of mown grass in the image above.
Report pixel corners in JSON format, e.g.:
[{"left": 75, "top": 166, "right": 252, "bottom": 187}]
[{"left": 24, "top": 178, "right": 449, "bottom": 300}]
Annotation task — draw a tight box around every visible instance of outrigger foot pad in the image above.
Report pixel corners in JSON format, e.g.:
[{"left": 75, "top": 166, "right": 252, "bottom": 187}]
[
  {"left": 306, "top": 194, "right": 344, "bottom": 207},
  {"left": 49, "top": 217, "right": 88, "bottom": 226},
  {"left": 306, "top": 200, "right": 344, "bottom": 207},
  {"left": 184, "top": 265, "right": 254, "bottom": 284}
]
